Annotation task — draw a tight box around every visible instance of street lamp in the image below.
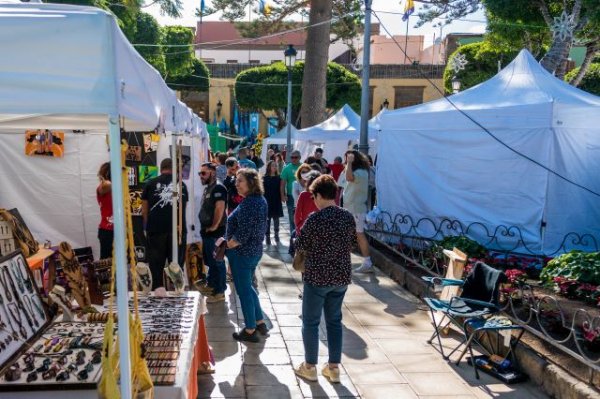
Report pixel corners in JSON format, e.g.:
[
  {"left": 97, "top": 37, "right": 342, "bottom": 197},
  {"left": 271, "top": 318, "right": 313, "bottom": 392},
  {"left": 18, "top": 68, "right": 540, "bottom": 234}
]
[
  {"left": 284, "top": 44, "right": 297, "bottom": 163},
  {"left": 451, "top": 76, "right": 461, "bottom": 94},
  {"left": 381, "top": 98, "right": 389, "bottom": 110},
  {"left": 216, "top": 100, "right": 222, "bottom": 117}
]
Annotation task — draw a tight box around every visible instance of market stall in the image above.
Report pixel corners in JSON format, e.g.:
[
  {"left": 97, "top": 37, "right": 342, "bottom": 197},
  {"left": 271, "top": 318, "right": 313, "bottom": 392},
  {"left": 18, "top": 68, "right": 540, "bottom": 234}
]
[{"left": 0, "top": 2, "right": 212, "bottom": 398}]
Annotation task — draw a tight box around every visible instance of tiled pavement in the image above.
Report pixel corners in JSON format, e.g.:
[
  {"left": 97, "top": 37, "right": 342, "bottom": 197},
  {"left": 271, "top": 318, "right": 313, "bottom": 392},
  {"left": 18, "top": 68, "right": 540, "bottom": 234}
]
[{"left": 198, "top": 217, "right": 548, "bottom": 399}]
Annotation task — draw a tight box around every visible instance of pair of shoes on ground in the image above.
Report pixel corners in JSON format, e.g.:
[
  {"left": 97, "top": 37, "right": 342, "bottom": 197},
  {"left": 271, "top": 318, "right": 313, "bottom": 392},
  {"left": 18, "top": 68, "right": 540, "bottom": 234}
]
[
  {"left": 354, "top": 257, "right": 375, "bottom": 273},
  {"left": 294, "top": 362, "right": 340, "bottom": 383},
  {"left": 232, "top": 322, "right": 269, "bottom": 343}
]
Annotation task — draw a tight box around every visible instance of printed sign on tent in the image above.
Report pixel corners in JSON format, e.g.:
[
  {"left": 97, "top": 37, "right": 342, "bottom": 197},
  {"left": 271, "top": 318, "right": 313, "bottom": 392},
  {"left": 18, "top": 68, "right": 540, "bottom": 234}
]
[{"left": 25, "top": 130, "right": 65, "bottom": 157}]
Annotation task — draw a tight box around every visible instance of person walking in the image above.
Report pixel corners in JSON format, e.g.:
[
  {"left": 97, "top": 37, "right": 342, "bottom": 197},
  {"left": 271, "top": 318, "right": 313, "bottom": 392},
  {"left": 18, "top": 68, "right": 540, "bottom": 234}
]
[
  {"left": 141, "top": 158, "right": 188, "bottom": 289},
  {"left": 292, "top": 163, "right": 313, "bottom": 206},
  {"left": 238, "top": 147, "right": 257, "bottom": 170},
  {"left": 226, "top": 169, "right": 269, "bottom": 342},
  {"left": 294, "top": 175, "right": 357, "bottom": 383},
  {"left": 280, "top": 150, "right": 302, "bottom": 231},
  {"left": 313, "top": 148, "right": 328, "bottom": 170},
  {"left": 215, "top": 152, "right": 228, "bottom": 183},
  {"left": 224, "top": 157, "right": 243, "bottom": 215},
  {"left": 294, "top": 171, "right": 321, "bottom": 234},
  {"left": 275, "top": 152, "right": 286, "bottom": 174},
  {"left": 263, "top": 160, "right": 284, "bottom": 245},
  {"left": 96, "top": 162, "right": 113, "bottom": 259},
  {"left": 198, "top": 162, "right": 228, "bottom": 303},
  {"left": 342, "top": 150, "right": 373, "bottom": 273}
]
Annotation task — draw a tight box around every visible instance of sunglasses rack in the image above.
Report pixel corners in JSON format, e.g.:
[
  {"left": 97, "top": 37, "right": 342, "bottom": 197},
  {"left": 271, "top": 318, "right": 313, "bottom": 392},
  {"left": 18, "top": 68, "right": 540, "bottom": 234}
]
[{"left": 0, "top": 322, "right": 106, "bottom": 391}]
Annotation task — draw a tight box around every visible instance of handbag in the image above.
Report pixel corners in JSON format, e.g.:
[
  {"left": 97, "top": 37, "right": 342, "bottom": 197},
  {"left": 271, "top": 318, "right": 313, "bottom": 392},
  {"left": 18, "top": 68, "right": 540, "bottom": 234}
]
[
  {"left": 292, "top": 249, "right": 306, "bottom": 273},
  {"left": 213, "top": 237, "right": 227, "bottom": 261}
]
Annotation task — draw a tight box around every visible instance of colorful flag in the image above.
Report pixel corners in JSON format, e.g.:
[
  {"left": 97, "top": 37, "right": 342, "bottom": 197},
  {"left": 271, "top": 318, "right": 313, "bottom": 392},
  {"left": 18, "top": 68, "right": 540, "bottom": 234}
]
[
  {"left": 259, "top": 0, "right": 271, "bottom": 16},
  {"left": 402, "top": 0, "right": 414, "bottom": 21}
]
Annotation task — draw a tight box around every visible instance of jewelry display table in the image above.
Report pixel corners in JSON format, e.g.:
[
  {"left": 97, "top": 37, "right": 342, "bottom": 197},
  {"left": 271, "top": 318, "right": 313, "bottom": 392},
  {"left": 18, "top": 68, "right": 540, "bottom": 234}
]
[{"left": 0, "top": 291, "right": 210, "bottom": 399}]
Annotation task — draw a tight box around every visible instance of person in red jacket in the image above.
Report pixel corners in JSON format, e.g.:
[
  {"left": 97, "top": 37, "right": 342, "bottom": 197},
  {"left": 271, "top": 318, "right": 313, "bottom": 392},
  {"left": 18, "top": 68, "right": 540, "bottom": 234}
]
[{"left": 294, "top": 171, "right": 322, "bottom": 233}]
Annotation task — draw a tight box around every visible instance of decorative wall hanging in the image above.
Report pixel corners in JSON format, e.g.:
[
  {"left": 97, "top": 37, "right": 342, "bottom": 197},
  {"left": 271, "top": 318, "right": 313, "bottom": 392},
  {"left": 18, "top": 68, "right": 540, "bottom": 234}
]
[
  {"left": 128, "top": 167, "right": 137, "bottom": 187},
  {"left": 138, "top": 165, "right": 158, "bottom": 183},
  {"left": 25, "top": 130, "right": 64, "bottom": 157},
  {"left": 130, "top": 190, "right": 143, "bottom": 216},
  {"left": 125, "top": 145, "right": 142, "bottom": 162},
  {"left": 143, "top": 133, "right": 159, "bottom": 153}
]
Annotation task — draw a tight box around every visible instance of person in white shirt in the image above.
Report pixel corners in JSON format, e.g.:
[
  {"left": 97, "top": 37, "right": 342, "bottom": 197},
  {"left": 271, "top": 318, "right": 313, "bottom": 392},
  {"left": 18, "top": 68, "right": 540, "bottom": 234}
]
[{"left": 342, "top": 150, "right": 373, "bottom": 273}]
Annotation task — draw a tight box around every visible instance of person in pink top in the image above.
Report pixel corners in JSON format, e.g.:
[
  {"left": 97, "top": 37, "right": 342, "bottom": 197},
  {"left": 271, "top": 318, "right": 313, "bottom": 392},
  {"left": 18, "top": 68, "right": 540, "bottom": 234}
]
[{"left": 294, "top": 171, "right": 322, "bottom": 233}]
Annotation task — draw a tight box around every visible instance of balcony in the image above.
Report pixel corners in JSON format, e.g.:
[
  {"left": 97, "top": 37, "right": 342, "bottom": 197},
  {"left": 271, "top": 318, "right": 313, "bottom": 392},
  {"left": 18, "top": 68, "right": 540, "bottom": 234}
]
[{"left": 206, "top": 63, "right": 445, "bottom": 80}]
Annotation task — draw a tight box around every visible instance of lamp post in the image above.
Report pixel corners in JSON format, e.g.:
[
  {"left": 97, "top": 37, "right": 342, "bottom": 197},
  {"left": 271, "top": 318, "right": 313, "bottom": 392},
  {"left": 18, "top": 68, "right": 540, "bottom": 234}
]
[
  {"left": 284, "top": 44, "right": 297, "bottom": 163},
  {"left": 451, "top": 76, "right": 461, "bottom": 94},
  {"left": 381, "top": 98, "right": 389, "bottom": 110}
]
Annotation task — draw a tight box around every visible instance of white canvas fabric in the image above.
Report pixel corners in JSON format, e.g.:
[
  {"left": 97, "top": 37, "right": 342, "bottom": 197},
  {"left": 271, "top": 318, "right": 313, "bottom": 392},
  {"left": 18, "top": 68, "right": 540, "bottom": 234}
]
[{"left": 376, "top": 50, "right": 600, "bottom": 254}]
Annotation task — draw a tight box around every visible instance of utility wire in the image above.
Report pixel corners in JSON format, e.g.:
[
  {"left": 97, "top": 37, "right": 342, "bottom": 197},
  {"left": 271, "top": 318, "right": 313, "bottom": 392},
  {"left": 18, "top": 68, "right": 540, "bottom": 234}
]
[{"left": 371, "top": 10, "right": 600, "bottom": 198}]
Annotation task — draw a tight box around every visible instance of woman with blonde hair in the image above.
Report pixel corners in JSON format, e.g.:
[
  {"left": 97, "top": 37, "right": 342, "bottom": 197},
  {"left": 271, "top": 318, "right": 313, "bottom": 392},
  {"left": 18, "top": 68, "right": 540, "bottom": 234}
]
[{"left": 226, "top": 168, "right": 269, "bottom": 342}]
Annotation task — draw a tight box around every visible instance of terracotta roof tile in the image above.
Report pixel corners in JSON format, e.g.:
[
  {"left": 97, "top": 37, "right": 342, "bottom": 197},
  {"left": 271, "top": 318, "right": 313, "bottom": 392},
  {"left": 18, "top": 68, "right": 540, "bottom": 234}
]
[{"left": 195, "top": 21, "right": 306, "bottom": 49}]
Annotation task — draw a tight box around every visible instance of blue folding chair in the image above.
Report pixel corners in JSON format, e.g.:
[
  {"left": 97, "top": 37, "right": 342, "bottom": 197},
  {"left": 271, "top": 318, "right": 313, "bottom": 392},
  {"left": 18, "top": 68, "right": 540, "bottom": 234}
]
[{"left": 422, "top": 262, "right": 507, "bottom": 364}]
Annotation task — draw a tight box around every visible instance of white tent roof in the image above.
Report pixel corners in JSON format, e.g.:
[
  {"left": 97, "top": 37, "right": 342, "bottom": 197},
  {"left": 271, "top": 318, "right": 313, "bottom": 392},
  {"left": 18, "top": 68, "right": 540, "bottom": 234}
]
[
  {"left": 0, "top": 2, "right": 188, "bottom": 131},
  {"left": 265, "top": 124, "right": 301, "bottom": 143},
  {"left": 301, "top": 104, "right": 361, "bottom": 133},
  {"left": 376, "top": 49, "right": 600, "bottom": 254},
  {"left": 379, "top": 50, "right": 600, "bottom": 131}
]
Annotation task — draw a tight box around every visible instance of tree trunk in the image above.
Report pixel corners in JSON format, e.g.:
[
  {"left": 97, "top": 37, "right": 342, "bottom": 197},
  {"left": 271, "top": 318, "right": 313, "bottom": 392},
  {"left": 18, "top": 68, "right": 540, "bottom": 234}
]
[
  {"left": 299, "top": 0, "right": 332, "bottom": 128},
  {"left": 569, "top": 42, "right": 600, "bottom": 87},
  {"left": 540, "top": 38, "right": 573, "bottom": 78}
]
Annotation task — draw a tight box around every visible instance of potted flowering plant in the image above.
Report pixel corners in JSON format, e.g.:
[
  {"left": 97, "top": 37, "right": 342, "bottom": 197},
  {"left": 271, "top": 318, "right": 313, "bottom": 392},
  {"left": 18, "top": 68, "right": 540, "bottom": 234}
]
[
  {"left": 581, "top": 321, "right": 600, "bottom": 352},
  {"left": 501, "top": 269, "right": 527, "bottom": 303}
]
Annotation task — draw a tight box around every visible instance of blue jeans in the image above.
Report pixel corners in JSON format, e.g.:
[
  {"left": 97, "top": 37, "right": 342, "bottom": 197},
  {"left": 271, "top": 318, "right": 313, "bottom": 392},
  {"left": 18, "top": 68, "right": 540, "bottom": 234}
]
[
  {"left": 286, "top": 194, "right": 296, "bottom": 232},
  {"left": 202, "top": 236, "right": 226, "bottom": 294},
  {"left": 302, "top": 284, "right": 348, "bottom": 364},
  {"left": 227, "top": 249, "right": 263, "bottom": 329}
]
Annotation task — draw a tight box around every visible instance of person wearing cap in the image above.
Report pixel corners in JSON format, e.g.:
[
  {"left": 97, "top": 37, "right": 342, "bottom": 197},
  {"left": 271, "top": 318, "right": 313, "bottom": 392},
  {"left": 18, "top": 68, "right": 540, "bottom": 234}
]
[{"left": 238, "top": 147, "right": 257, "bottom": 170}]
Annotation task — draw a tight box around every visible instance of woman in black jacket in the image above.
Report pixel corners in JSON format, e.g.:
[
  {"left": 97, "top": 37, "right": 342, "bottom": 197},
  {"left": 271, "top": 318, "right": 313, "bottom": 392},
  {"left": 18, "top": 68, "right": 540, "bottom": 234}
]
[{"left": 262, "top": 160, "right": 284, "bottom": 245}]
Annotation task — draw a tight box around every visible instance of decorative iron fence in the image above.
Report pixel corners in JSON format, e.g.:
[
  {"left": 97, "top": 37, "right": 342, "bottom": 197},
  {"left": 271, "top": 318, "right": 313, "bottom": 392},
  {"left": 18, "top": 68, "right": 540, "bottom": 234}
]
[{"left": 366, "top": 211, "right": 600, "bottom": 371}]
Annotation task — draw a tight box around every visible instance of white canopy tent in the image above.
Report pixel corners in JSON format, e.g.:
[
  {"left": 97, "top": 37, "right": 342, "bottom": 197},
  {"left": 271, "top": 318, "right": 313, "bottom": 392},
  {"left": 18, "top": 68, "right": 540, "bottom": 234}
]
[
  {"left": 0, "top": 2, "right": 203, "bottom": 397},
  {"left": 262, "top": 104, "right": 379, "bottom": 165},
  {"left": 376, "top": 49, "right": 600, "bottom": 255}
]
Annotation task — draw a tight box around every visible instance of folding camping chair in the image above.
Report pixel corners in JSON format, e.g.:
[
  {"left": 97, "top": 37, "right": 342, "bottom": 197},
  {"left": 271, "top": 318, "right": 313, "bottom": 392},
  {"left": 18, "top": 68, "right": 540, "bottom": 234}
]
[{"left": 422, "top": 261, "right": 508, "bottom": 363}]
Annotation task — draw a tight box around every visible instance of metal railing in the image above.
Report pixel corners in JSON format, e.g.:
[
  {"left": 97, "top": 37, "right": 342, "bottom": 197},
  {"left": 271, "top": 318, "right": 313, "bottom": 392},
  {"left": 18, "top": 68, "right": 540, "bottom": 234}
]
[{"left": 366, "top": 211, "right": 600, "bottom": 372}]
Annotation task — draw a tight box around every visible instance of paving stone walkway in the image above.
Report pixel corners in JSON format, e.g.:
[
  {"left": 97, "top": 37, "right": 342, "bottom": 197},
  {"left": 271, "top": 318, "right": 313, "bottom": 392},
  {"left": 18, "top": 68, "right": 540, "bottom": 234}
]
[{"left": 198, "top": 216, "right": 548, "bottom": 399}]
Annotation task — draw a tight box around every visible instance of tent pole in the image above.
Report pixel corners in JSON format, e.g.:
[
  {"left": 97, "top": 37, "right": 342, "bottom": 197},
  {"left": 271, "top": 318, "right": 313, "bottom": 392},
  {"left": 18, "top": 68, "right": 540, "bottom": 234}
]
[
  {"left": 358, "top": 0, "right": 372, "bottom": 155},
  {"left": 171, "top": 130, "right": 179, "bottom": 269},
  {"left": 108, "top": 114, "right": 132, "bottom": 399}
]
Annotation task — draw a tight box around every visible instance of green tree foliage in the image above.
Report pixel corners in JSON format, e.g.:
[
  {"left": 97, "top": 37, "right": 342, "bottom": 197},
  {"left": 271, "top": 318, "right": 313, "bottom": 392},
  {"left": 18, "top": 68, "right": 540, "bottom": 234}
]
[
  {"left": 565, "top": 63, "right": 600, "bottom": 95},
  {"left": 134, "top": 12, "right": 166, "bottom": 75},
  {"left": 234, "top": 61, "right": 360, "bottom": 125},
  {"left": 168, "top": 58, "right": 210, "bottom": 92},
  {"left": 443, "top": 42, "right": 519, "bottom": 94},
  {"left": 161, "top": 26, "right": 194, "bottom": 78}
]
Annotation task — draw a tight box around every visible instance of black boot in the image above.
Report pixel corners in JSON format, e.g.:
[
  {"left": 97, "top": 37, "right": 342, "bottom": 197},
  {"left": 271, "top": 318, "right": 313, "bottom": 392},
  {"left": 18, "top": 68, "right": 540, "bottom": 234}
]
[{"left": 265, "top": 234, "right": 271, "bottom": 246}]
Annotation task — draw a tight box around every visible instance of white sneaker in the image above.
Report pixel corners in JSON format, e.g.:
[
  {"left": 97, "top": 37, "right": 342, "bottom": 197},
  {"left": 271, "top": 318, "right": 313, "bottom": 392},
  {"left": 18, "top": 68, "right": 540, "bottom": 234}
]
[{"left": 354, "top": 258, "right": 374, "bottom": 273}]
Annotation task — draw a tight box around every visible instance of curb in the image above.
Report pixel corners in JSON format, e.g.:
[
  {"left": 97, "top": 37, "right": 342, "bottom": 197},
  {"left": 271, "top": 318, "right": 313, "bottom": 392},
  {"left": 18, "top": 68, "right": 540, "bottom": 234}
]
[{"left": 370, "top": 246, "right": 600, "bottom": 399}]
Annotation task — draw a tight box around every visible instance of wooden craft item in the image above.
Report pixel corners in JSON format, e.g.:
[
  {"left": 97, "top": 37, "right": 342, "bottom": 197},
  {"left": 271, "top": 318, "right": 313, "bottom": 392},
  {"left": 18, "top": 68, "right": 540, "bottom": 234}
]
[{"left": 57, "top": 242, "right": 91, "bottom": 310}]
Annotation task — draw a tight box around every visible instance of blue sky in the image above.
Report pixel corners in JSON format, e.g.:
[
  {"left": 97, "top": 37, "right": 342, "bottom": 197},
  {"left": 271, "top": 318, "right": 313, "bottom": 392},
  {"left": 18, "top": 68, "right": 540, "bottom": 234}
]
[{"left": 146, "top": 0, "right": 487, "bottom": 47}]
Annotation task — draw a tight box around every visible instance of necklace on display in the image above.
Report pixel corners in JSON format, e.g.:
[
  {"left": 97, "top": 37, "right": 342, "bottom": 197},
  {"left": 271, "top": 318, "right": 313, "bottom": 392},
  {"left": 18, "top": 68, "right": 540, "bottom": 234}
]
[
  {"left": 0, "top": 267, "right": 13, "bottom": 302},
  {"left": 29, "top": 295, "right": 45, "bottom": 320},
  {"left": 0, "top": 288, "right": 18, "bottom": 341},
  {"left": 7, "top": 303, "right": 27, "bottom": 340},
  {"left": 10, "top": 260, "right": 25, "bottom": 294},
  {"left": 3, "top": 266, "right": 35, "bottom": 331},
  {"left": 16, "top": 257, "right": 33, "bottom": 293},
  {"left": 22, "top": 296, "right": 39, "bottom": 328}
]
